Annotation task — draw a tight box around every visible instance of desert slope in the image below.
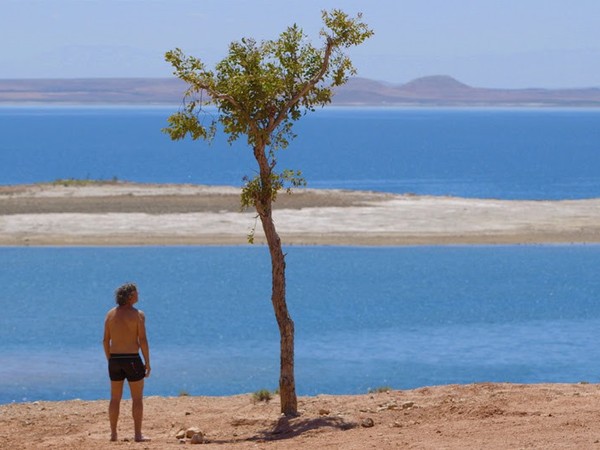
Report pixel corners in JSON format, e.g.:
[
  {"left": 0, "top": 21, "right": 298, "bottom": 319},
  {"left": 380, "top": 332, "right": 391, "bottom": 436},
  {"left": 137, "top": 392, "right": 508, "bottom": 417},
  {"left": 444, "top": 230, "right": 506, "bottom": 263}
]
[{"left": 1, "top": 383, "right": 599, "bottom": 449}]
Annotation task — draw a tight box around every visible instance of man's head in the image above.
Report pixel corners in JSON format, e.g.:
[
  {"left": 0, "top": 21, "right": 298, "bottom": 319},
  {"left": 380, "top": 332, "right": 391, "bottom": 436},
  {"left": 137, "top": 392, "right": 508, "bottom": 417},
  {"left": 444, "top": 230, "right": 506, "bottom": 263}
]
[{"left": 115, "top": 283, "right": 138, "bottom": 306}]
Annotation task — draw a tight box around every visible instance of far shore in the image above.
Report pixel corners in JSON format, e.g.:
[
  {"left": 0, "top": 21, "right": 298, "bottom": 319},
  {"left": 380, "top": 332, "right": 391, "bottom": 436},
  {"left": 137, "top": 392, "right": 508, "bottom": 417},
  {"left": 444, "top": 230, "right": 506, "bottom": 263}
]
[{"left": 1, "top": 182, "right": 600, "bottom": 246}]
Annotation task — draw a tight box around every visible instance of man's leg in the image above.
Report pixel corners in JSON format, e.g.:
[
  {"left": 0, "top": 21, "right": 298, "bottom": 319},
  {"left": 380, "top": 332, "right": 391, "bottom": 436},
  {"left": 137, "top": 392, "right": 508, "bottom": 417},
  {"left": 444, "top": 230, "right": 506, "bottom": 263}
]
[
  {"left": 128, "top": 379, "right": 146, "bottom": 442},
  {"left": 109, "top": 380, "right": 124, "bottom": 441}
]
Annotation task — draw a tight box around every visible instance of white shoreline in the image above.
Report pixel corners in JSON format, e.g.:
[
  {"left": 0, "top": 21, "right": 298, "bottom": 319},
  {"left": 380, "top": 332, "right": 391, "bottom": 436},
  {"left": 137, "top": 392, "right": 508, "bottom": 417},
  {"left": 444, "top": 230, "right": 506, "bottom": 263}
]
[{"left": 2, "top": 183, "right": 600, "bottom": 246}]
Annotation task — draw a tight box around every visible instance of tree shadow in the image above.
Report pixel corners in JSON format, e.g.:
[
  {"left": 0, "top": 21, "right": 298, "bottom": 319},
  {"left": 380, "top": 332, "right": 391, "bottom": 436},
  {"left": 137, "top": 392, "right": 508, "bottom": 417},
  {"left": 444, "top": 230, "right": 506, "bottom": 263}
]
[
  {"left": 252, "top": 415, "right": 358, "bottom": 442},
  {"left": 205, "top": 415, "right": 358, "bottom": 445}
]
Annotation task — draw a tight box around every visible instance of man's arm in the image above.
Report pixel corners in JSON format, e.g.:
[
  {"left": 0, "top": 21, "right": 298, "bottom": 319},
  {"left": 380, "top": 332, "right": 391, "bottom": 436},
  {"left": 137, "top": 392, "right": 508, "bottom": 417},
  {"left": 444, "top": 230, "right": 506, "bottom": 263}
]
[
  {"left": 137, "top": 310, "right": 151, "bottom": 377},
  {"left": 103, "top": 314, "right": 111, "bottom": 360}
]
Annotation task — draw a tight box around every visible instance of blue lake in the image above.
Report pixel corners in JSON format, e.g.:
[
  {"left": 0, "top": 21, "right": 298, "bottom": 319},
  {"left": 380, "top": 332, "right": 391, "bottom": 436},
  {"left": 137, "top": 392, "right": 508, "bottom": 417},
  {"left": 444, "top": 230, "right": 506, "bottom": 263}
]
[
  {"left": 1, "top": 106, "right": 600, "bottom": 199},
  {"left": 1, "top": 107, "right": 599, "bottom": 404},
  {"left": 1, "top": 245, "right": 599, "bottom": 404}
]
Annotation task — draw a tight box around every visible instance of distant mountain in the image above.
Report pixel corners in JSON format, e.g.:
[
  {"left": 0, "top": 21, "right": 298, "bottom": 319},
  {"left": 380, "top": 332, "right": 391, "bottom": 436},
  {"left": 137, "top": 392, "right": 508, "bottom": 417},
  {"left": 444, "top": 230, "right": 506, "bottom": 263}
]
[
  {"left": 334, "top": 75, "right": 600, "bottom": 107},
  {"left": 0, "top": 78, "right": 187, "bottom": 104},
  {"left": 1, "top": 76, "right": 600, "bottom": 106},
  {"left": 401, "top": 75, "right": 472, "bottom": 92}
]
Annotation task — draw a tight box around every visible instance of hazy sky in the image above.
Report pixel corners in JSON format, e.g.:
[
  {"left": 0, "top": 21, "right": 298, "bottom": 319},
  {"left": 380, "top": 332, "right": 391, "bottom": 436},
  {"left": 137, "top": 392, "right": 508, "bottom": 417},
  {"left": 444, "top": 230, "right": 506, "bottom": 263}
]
[{"left": 2, "top": 0, "right": 600, "bottom": 88}]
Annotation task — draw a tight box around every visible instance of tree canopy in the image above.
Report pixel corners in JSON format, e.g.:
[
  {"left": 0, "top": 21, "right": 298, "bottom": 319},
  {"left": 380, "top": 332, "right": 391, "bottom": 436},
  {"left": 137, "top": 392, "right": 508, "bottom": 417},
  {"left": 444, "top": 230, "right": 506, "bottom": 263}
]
[{"left": 164, "top": 9, "right": 373, "bottom": 211}]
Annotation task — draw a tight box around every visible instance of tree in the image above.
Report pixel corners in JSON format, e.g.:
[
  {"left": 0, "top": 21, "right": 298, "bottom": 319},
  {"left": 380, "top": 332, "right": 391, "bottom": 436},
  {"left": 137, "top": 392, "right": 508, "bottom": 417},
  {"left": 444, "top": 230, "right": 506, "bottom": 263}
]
[{"left": 163, "top": 9, "right": 373, "bottom": 416}]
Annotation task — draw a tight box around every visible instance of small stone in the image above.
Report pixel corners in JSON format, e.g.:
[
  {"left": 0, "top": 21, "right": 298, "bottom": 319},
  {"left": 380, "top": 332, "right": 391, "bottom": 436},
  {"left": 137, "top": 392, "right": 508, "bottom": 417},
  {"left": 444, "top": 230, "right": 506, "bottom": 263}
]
[
  {"left": 190, "top": 433, "right": 204, "bottom": 444},
  {"left": 178, "top": 439, "right": 186, "bottom": 444},
  {"left": 377, "top": 402, "right": 398, "bottom": 412},
  {"left": 186, "top": 427, "right": 203, "bottom": 439},
  {"left": 318, "top": 409, "right": 330, "bottom": 416},
  {"left": 361, "top": 417, "right": 375, "bottom": 428},
  {"left": 175, "top": 429, "right": 186, "bottom": 440},
  {"left": 401, "top": 401, "right": 415, "bottom": 409}
]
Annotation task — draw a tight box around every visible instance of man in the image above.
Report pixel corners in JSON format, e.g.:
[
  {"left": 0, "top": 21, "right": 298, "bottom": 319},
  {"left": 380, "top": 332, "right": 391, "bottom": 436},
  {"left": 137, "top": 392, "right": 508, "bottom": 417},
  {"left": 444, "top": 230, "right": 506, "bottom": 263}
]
[{"left": 103, "top": 283, "right": 151, "bottom": 442}]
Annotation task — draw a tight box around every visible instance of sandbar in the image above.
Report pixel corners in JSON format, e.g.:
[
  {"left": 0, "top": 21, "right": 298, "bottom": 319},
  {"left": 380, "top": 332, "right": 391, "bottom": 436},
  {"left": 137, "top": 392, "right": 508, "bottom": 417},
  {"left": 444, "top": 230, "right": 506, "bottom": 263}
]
[{"left": 1, "top": 183, "right": 600, "bottom": 246}]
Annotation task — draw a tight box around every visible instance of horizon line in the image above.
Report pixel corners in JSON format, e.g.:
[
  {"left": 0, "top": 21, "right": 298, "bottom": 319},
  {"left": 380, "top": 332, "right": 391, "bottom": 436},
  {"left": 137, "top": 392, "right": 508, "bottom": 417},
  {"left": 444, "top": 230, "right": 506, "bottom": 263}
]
[{"left": 0, "top": 75, "right": 599, "bottom": 91}]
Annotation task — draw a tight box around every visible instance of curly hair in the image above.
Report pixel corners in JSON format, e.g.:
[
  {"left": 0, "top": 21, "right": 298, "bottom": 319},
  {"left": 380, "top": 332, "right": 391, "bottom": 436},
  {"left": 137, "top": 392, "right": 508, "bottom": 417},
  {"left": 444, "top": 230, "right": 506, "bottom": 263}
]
[{"left": 115, "top": 283, "right": 137, "bottom": 306}]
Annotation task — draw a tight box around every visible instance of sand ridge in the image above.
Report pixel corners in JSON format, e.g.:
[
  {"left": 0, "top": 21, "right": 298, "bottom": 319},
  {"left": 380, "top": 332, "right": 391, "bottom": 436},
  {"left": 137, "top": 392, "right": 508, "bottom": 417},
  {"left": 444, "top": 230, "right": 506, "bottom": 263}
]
[{"left": 1, "top": 182, "right": 600, "bottom": 246}]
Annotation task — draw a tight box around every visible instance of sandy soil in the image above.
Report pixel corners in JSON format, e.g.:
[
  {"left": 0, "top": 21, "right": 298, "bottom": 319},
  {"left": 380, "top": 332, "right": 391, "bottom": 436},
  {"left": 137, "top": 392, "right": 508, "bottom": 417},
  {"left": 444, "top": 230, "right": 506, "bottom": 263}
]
[
  {"left": 2, "top": 383, "right": 600, "bottom": 449},
  {"left": 1, "top": 182, "right": 600, "bottom": 246}
]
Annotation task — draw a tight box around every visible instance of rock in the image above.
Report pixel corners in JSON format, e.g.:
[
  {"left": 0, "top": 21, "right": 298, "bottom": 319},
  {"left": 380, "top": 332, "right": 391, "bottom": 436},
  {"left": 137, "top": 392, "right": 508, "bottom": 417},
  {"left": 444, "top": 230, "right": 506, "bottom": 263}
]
[
  {"left": 318, "top": 409, "right": 330, "bottom": 416},
  {"left": 377, "top": 402, "right": 398, "bottom": 412},
  {"left": 190, "top": 433, "right": 204, "bottom": 444},
  {"left": 175, "top": 428, "right": 186, "bottom": 439},
  {"left": 186, "top": 427, "right": 203, "bottom": 439},
  {"left": 402, "top": 401, "right": 415, "bottom": 409},
  {"left": 361, "top": 417, "right": 375, "bottom": 428}
]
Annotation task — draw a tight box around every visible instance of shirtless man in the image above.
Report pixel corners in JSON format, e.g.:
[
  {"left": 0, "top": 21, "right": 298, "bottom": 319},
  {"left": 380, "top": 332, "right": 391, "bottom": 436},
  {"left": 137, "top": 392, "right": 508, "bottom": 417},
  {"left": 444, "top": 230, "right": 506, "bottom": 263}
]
[{"left": 103, "top": 283, "right": 151, "bottom": 442}]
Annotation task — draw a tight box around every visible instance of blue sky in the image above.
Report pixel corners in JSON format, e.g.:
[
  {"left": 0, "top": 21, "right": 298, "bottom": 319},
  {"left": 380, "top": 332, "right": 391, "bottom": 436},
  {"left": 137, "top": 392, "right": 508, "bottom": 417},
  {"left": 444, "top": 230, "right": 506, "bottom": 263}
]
[{"left": 2, "top": 0, "right": 600, "bottom": 88}]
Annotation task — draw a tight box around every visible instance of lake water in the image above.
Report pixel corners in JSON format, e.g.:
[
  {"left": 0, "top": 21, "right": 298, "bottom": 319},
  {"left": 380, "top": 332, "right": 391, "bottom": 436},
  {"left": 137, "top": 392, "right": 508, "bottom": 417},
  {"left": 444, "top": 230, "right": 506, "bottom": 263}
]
[
  {"left": 1, "top": 245, "right": 600, "bottom": 404},
  {"left": 1, "top": 107, "right": 599, "bottom": 404},
  {"left": 1, "top": 106, "right": 600, "bottom": 199}
]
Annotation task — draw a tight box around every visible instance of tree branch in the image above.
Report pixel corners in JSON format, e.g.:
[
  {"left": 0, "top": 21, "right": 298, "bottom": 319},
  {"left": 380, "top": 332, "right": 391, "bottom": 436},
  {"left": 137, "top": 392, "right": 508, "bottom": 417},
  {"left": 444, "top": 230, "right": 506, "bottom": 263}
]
[
  {"left": 269, "top": 37, "right": 335, "bottom": 132},
  {"left": 194, "top": 86, "right": 262, "bottom": 138}
]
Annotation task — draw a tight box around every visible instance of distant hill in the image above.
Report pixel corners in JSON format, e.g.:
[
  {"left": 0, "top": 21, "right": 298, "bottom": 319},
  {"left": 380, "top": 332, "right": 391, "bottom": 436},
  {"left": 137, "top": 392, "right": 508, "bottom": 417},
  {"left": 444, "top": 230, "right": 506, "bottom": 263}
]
[
  {"left": 401, "top": 75, "right": 472, "bottom": 92},
  {"left": 0, "top": 78, "right": 186, "bottom": 104},
  {"left": 1, "top": 75, "right": 600, "bottom": 106},
  {"left": 334, "top": 75, "right": 600, "bottom": 107}
]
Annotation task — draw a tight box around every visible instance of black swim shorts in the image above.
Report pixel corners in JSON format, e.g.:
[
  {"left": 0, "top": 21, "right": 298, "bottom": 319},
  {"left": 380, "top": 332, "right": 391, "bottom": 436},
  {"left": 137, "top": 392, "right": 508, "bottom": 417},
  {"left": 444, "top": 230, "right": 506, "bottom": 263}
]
[{"left": 108, "top": 353, "right": 145, "bottom": 382}]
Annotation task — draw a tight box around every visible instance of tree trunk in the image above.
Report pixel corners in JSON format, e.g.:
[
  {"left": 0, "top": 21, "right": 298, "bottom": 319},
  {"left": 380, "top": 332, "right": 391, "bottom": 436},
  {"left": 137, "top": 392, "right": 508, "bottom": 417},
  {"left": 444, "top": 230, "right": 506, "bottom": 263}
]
[
  {"left": 253, "top": 143, "right": 298, "bottom": 417},
  {"left": 259, "top": 210, "right": 298, "bottom": 416}
]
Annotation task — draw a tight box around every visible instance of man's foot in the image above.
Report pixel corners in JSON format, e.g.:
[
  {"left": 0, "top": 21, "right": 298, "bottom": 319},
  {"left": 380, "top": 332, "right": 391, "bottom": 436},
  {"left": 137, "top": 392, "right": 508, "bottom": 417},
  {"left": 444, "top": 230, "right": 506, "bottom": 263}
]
[
  {"left": 110, "top": 433, "right": 118, "bottom": 442},
  {"left": 135, "top": 435, "right": 151, "bottom": 442}
]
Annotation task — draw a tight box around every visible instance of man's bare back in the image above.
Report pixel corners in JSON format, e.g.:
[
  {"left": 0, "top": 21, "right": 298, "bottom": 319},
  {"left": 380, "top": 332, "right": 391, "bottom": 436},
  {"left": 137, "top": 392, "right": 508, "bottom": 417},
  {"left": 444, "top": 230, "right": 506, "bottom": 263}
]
[
  {"left": 103, "top": 289, "right": 150, "bottom": 367},
  {"left": 104, "top": 303, "right": 146, "bottom": 355}
]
